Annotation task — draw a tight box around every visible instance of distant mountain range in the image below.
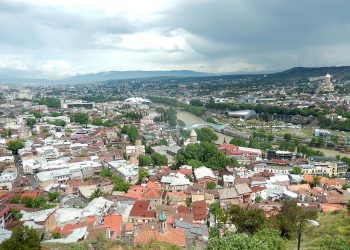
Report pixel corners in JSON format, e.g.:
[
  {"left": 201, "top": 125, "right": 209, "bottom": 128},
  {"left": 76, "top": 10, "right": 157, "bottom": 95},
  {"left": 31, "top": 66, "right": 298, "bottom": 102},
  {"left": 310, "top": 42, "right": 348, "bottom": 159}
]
[
  {"left": 0, "top": 70, "right": 209, "bottom": 84},
  {"left": 1, "top": 66, "right": 350, "bottom": 84},
  {"left": 63, "top": 70, "right": 209, "bottom": 83},
  {"left": 270, "top": 66, "right": 350, "bottom": 79}
]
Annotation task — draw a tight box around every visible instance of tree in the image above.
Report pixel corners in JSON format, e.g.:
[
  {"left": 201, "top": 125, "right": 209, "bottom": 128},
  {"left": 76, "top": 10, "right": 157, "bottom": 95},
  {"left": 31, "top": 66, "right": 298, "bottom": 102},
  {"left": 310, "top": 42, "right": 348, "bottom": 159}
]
[
  {"left": 190, "top": 99, "right": 203, "bottom": 107},
  {"left": 7, "top": 140, "right": 25, "bottom": 154},
  {"left": 276, "top": 199, "right": 317, "bottom": 239},
  {"left": 138, "top": 155, "right": 153, "bottom": 167},
  {"left": 138, "top": 168, "right": 148, "bottom": 182},
  {"left": 185, "top": 197, "right": 192, "bottom": 208},
  {"left": 195, "top": 127, "right": 218, "bottom": 143},
  {"left": 0, "top": 225, "right": 41, "bottom": 250},
  {"left": 255, "top": 195, "right": 263, "bottom": 203},
  {"left": 111, "top": 175, "right": 131, "bottom": 192},
  {"left": 176, "top": 141, "right": 238, "bottom": 170},
  {"left": 310, "top": 176, "right": 321, "bottom": 188},
  {"left": 290, "top": 166, "right": 303, "bottom": 175},
  {"left": 89, "top": 189, "right": 104, "bottom": 201},
  {"left": 100, "top": 168, "right": 112, "bottom": 178},
  {"left": 30, "top": 111, "right": 42, "bottom": 119},
  {"left": 207, "top": 229, "right": 285, "bottom": 250},
  {"left": 284, "top": 133, "right": 292, "bottom": 141},
  {"left": 226, "top": 205, "right": 266, "bottom": 234},
  {"left": 206, "top": 181, "right": 216, "bottom": 190},
  {"left": 26, "top": 118, "right": 36, "bottom": 129},
  {"left": 229, "top": 137, "right": 247, "bottom": 146},
  {"left": 342, "top": 183, "right": 350, "bottom": 190},
  {"left": 208, "top": 227, "right": 220, "bottom": 239},
  {"left": 9, "top": 208, "right": 22, "bottom": 221},
  {"left": 121, "top": 125, "right": 138, "bottom": 143},
  {"left": 48, "top": 192, "right": 60, "bottom": 202},
  {"left": 71, "top": 112, "right": 88, "bottom": 127},
  {"left": 52, "top": 232, "right": 61, "bottom": 239},
  {"left": 151, "top": 153, "right": 168, "bottom": 166},
  {"left": 187, "top": 159, "right": 203, "bottom": 168},
  {"left": 346, "top": 200, "right": 350, "bottom": 213},
  {"left": 51, "top": 119, "right": 66, "bottom": 127}
]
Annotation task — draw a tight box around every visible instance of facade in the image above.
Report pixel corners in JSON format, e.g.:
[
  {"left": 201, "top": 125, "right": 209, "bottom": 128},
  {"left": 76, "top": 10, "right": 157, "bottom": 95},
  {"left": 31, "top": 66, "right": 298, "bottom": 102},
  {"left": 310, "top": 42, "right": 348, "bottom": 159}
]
[
  {"left": 194, "top": 167, "right": 216, "bottom": 186},
  {"left": 108, "top": 160, "right": 139, "bottom": 184}
]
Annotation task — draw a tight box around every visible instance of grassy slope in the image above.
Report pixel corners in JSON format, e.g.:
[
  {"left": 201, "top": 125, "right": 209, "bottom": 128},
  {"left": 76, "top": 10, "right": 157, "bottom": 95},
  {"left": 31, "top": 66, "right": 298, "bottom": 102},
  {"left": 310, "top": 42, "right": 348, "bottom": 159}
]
[{"left": 286, "top": 211, "right": 350, "bottom": 250}]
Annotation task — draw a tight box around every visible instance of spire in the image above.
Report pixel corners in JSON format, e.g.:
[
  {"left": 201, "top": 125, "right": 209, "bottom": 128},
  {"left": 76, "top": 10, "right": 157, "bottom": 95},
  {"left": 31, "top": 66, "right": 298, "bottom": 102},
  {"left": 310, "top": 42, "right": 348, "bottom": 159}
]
[{"left": 158, "top": 210, "right": 167, "bottom": 234}]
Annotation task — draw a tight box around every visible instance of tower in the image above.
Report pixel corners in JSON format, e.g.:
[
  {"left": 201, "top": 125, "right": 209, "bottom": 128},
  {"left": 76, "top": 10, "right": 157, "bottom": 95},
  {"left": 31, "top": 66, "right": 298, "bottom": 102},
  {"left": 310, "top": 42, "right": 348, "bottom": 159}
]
[
  {"left": 158, "top": 210, "right": 167, "bottom": 234},
  {"left": 135, "top": 132, "right": 142, "bottom": 146},
  {"left": 190, "top": 129, "right": 197, "bottom": 143}
]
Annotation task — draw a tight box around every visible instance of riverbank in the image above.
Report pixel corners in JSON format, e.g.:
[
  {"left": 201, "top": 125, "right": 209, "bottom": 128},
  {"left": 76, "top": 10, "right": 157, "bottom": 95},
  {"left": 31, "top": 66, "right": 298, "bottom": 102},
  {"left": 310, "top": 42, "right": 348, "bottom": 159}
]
[{"left": 176, "top": 110, "right": 232, "bottom": 144}]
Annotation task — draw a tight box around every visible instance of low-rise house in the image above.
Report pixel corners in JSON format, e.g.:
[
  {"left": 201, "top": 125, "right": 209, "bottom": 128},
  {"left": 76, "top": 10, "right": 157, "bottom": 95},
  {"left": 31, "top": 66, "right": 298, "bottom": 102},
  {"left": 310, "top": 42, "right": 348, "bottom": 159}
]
[
  {"left": 254, "top": 164, "right": 291, "bottom": 175},
  {"left": 194, "top": 167, "right": 216, "bottom": 186},
  {"left": 166, "top": 191, "right": 187, "bottom": 206},
  {"left": 174, "top": 219, "right": 209, "bottom": 243},
  {"left": 134, "top": 211, "right": 186, "bottom": 248},
  {"left": 21, "top": 208, "right": 56, "bottom": 231},
  {"left": 128, "top": 200, "right": 156, "bottom": 223},
  {"left": 222, "top": 175, "right": 235, "bottom": 187},
  {"left": 160, "top": 173, "right": 192, "bottom": 191},
  {"left": 250, "top": 186, "right": 267, "bottom": 203},
  {"left": 267, "top": 175, "right": 290, "bottom": 186},
  {"left": 0, "top": 206, "right": 10, "bottom": 228},
  {"left": 192, "top": 200, "right": 208, "bottom": 224},
  {"left": 218, "top": 183, "right": 252, "bottom": 206},
  {"left": 101, "top": 214, "right": 122, "bottom": 238},
  {"left": 108, "top": 160, "right": 139, "bottom": 184},
  {"left": 143, "top": 188, "right": 164, "bottom": 210},
  {"left": 36, "top": 168, "right": 72, "bottom": 188}
]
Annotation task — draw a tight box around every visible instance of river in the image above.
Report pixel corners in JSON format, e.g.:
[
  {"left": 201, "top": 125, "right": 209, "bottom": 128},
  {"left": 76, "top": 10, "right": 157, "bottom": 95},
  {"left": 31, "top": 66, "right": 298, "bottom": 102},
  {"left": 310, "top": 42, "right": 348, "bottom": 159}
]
[{"left": 176, "top": 110, "right": 232, "bottom": 144}]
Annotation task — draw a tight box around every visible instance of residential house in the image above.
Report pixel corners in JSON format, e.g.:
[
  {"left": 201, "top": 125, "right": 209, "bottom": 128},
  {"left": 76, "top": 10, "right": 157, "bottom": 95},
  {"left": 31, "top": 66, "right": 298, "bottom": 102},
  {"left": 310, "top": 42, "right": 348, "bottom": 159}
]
[{"left": 194, "top": 167, "right": 216, "bottom": 186}]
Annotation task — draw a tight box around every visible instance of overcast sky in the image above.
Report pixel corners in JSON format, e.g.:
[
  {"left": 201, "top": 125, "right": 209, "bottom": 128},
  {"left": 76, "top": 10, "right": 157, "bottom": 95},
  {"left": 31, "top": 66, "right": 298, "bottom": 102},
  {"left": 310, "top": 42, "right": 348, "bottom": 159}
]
[{"left": 1, "top": 0, "right": 350, "bottom": 78}]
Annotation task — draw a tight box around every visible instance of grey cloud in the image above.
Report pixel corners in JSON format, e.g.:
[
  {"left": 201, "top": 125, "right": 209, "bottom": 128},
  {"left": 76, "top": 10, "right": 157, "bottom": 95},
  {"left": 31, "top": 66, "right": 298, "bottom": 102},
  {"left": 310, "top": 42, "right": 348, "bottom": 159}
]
[{"left": 160, "top": 0, "right": 350, "bottom": 68}]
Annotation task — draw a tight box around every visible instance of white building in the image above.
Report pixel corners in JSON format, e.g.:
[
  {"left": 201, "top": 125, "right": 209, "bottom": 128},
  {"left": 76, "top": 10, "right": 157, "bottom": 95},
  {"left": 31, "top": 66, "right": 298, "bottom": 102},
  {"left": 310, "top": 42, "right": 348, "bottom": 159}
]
[{"left": 107, "top": 160, "right": 139, "bottom": 184}]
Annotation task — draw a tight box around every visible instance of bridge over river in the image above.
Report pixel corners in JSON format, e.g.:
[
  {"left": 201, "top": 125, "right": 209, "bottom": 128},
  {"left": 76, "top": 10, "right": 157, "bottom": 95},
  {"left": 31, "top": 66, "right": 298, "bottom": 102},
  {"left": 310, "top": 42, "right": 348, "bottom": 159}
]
[{"left": 182, "top": 122, "right": 228, "bottom": 131}]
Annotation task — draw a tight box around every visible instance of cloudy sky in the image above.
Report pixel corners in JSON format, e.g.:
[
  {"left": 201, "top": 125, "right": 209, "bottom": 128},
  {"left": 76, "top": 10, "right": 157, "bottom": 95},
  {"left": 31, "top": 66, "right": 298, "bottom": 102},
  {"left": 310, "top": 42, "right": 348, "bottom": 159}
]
[{"left": 1, "top": 0, "right": 350, "bottom": 79}]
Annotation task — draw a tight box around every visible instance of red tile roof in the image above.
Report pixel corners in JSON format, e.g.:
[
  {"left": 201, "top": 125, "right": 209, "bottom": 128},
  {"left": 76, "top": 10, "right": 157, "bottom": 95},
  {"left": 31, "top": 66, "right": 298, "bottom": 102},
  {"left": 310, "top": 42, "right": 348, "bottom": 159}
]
[
  {"left": 129, "top": 200, "right": 156, "bottom": 218},
  {"left": 134, "top": 228, "right": 186, "bottom": 247},
  {"left": 102, "top": 214, "right": 122, "bottom": 236},
  {"left": 143, "top": 189, "right": 162, "bottom": 199},
  {"left": 250, "top": 186, "right": 266, "bottom": 193},
  {"left": 192, "top": 200, "right": 207, "bottom": 221},
  {"left": 177, "top": 205, "right": 190, "bottom": 214},
  {"left": 54, "top": 222, "right": 86, "bottom": 235},
  {"left": 0, "top": 206, "right": 9, "bottom": 218}
]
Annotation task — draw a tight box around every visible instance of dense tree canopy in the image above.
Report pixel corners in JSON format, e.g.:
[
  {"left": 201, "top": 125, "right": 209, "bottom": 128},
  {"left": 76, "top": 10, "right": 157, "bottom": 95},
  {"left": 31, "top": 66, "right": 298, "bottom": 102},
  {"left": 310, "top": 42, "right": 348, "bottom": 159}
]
[
  {"left": 290, "top": 166, "right": 303, "bottom": 175},
  {"left": 225, "top": 205, "right": 266, "bottom": 234},
  {"left": 139, "top": 155, "right": 153, "bottom": 166},
  {"left": 176, "top": 142, "right": 238, "bottom": 170},
  {"left": 99, "top": 168, "right": 131, "bottom": 192},
  {"left": 70, "top": 112, "right": 88, "bottom": 127},
  {"left": 151, "top": 152, "right": 168, "bottom": 166},
  {"left": 208, "top": 229, "right": 286, "bottom": 250},
  {"left": 195, "top": 127, "right": 218, "bottom": 143},
  {"left": 121, "top": 125, "right": 138, "bottom": 144},
  {"left": 26, "top": 118, "right": 36, "bottom": 129},
  {"left": 0, "top": 225, "right": 41, "bottom": 250},
  {"left": 275, "top": 199, "right": 317, "bottom": 239},
  {"left": 51, "top": 119, "right": 66, "bottom": 127},
  {"left": 7, "top": 140, "right": 25, "bottom": 154},
  {"left": 206, "top": 181, "right": 216, "bottom": 190}
]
